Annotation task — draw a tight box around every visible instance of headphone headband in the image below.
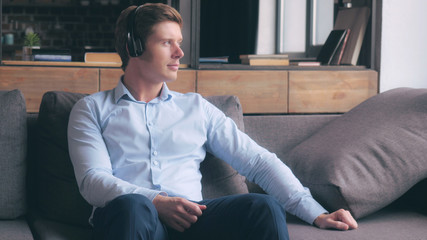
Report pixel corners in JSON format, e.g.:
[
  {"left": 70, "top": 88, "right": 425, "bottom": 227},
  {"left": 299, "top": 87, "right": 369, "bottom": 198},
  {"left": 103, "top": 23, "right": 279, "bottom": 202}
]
[{"left": 127, "top": 6, "right": 144, "bottom": 57}]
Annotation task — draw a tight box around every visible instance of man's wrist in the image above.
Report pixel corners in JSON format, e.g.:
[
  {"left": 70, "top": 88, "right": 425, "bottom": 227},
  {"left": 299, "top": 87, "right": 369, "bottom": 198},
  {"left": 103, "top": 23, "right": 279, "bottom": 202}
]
[
  {"left": 152, "top": 193, "right": 168, "bottom": 204},
  {"left": 313, "top": 213, "right": 327, "bottom": 227}
]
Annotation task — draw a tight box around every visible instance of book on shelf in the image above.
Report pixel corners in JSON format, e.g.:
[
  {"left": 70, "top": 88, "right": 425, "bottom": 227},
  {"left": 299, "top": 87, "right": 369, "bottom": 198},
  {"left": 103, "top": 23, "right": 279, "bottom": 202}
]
[
  {"left": 84, "top": 52, "right": 122, "bottom": 64},
  {"left": 291, "top": 61, "right": 321, "bottom": 67},
  {"left": 32, "top": 48, "right": 72, "bottom": 62},
  {"left": 33, "top": 54, "right": 71, "bottom": 62},
  {"left": 330, "top": 29, "right": 351, "bottom": 65},
  {"left": 239, "top": 54, "right": 289, "bottom": 66},
  {"left": 32, "top": 48, "right": 71, "bottom": 55},
  {"left": 316, "top": 29, "right": 349, "bottom": 65},
  {"left": 199, "top": 56, "right": 229, "bottom": 63},
  {"left": 333, "top": 7, "right": 371, "bottom": 65}
]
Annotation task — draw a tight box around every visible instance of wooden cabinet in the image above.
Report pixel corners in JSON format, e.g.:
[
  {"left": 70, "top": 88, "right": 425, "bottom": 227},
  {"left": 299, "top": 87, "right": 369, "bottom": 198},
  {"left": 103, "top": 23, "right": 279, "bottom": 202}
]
[
  {"left": 0, "top": 65, "right": 378, "bottom": 114},
  {"left": 0, "top": 66, "right": 98, "bottom": 112},
  {"left": 197, "top": 70, "right": 288, "bottom": 114},
  {"left": 99, "top": 68, "right": 196, "bottom": 93},
  {"left": 289, "top": 70, "right": 378, "bottom": 113}
]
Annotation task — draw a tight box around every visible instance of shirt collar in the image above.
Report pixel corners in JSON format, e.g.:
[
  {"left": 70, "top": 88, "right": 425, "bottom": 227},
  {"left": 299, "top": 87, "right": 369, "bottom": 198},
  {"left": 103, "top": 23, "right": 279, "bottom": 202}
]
[{"left": 114, "top": 76, "right": 172, "bottom": 103}]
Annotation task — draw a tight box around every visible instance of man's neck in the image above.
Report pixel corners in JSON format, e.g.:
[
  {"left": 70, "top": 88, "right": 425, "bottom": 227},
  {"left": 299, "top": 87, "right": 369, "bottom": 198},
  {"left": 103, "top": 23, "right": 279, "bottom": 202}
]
[{"left": 122, "top": 75, "right": 163, "bottom": 103}]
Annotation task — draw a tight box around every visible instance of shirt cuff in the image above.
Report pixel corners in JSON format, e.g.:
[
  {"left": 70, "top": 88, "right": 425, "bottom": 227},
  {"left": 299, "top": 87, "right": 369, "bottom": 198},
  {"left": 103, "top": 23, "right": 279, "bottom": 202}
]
[
  {"left": 133, "top": 188, "right": 168, "bottom": 202},
  {"left": 296, "top": 196, "right": 329, "bottom": 225}
]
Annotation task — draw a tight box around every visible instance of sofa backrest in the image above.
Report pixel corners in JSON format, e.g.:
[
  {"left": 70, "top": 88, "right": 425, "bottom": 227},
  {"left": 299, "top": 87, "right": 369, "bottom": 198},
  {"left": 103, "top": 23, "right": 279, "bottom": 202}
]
[
  {"left": 243, "top": 115, "right": 339, "bottom": 162},
  {"left": 242, "top": 114, "right": 339, "bottom": 193}
]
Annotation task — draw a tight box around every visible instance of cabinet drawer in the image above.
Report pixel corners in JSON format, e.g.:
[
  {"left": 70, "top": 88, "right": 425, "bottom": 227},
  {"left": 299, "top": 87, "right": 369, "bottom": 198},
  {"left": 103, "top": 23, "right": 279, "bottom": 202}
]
[
  {"left": 197, "top": 70, "right": 288, "bottom": 114},
  {"left": 289, "top": 70, "right": 378, "bottom": 113},
  {"left": 0, "top": 66, "right": 98, "bottom": 112},
  {"left": 99, "top": 68, "right": 196, "bottom": 93}
]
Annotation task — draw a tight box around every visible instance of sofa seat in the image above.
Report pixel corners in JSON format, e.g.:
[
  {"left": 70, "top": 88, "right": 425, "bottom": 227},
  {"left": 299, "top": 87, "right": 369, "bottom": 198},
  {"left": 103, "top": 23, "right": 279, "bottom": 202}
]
[
  {"left": 0, "top": 218, "right": 33, "bottom": 240},
  {"left": 28, "top": 214, "right": 92, "bottom": 240},
  {"left": 287, "top": 207, "right": 427, "bottom": 240}
]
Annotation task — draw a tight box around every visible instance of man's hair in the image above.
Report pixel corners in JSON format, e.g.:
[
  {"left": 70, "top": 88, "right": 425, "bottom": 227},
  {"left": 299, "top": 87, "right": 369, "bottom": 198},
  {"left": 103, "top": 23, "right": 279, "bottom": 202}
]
[{"left": 115, "top": 3, "right": 183, "bottom": 71}]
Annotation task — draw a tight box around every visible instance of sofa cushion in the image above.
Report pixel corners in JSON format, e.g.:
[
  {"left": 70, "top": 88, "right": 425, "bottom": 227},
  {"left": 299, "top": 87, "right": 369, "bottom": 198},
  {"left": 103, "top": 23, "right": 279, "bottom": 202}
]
[
  {"left": 285, "top": 88, "right": 427, "bottom": 219},
  {"left": 201, "top": 95, "right": 248, "bottom": 199},
  {"left": 0, "top": 90, "right": 27, "bottom": 219},
  {"left": 0, "top": 218, "right": 34, "bottom": 240},
  {"left": 36, "top": 91, "right": 92, "bottom": 227},
  {"left": 36, "top": 92, "right": 247, "bottom": 227}
]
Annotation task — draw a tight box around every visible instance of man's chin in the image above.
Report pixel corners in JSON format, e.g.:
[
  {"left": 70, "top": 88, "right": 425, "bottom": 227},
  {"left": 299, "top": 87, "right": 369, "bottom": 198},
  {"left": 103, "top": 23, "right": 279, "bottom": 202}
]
[
  {"left": 164, "top": 77, "right": 177, "bottom": 83},
  {"left": 164, "top": 73, "right": 178, "bottom": 82}
]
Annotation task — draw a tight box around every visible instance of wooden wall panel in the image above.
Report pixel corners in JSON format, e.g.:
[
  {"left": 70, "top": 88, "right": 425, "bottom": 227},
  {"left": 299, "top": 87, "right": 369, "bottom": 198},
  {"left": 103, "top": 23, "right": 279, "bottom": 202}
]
[
  {"left": 0, "top": 66, "right": 98, "bottom": 112},
  {"left": 289, "top": 70, "right": 378, "bottom": 113},
  {"left": 197, "top": 70, "right": 288, "bottom": 114},
  {"left": 99, "top": 68, "right": 196, "bottom": 93}
]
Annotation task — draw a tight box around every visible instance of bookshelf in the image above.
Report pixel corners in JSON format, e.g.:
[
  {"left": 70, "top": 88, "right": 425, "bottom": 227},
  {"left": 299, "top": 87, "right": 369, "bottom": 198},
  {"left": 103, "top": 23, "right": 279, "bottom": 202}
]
[
  {"left": 184, "top": 0, "right": 379, "bottom": 70},
  {"left": 0, "top": 0, "right": 380, "bottom": 114},
  {"left": 0, "top": 0, "right": 378, "bottom": 69}
]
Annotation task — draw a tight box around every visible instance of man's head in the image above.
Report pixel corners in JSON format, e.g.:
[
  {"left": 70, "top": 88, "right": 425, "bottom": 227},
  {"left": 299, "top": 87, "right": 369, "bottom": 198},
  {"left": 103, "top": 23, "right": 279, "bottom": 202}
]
[{"left": 115, "top": 3, "right": 183, "bottom": 71}]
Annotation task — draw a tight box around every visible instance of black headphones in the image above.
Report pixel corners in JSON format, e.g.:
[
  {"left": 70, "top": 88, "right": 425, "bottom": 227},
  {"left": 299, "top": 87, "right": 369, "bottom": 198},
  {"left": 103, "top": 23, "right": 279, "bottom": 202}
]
[{"left": 127, "top": 6, "right": 144, "bottom": 57}]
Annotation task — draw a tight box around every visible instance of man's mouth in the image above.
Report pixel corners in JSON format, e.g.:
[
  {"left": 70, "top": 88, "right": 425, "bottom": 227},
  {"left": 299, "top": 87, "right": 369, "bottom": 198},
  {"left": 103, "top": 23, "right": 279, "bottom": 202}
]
[{"left": 167, "top": 63, "right": 180, "bottom": 71}]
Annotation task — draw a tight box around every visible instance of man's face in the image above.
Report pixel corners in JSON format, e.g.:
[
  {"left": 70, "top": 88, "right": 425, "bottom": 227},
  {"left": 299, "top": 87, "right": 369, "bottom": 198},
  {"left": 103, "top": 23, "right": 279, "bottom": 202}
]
[{"left": 136, "top": 21, "right": 184, "bottom": 84}]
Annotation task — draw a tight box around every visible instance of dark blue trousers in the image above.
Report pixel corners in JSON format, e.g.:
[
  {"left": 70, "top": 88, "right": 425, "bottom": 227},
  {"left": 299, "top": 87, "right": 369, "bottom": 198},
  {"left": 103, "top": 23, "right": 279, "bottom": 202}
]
[{"left": 92, "top": 193, "right": 289, "bottom": 240}]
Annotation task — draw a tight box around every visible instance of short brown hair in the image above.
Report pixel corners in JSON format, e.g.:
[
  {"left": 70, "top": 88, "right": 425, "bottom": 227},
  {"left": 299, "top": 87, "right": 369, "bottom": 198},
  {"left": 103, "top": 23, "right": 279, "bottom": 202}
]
[{"left": 115, "top": 3, "right": 183, "bottom": 71}]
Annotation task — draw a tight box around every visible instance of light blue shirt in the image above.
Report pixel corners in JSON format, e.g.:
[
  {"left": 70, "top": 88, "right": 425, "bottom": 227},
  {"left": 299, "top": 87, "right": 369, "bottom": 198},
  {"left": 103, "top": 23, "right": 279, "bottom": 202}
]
[{"left": 68, "top": 78, "right": 327, "bottom": 224}]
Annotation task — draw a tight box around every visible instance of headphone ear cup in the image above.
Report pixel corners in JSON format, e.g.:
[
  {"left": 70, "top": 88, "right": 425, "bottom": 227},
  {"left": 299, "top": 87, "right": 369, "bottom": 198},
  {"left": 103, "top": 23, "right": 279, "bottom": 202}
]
[
  {"left": 127, "top": 6, "right": 143, "bottom": 57},
  {"left": 134, "top": 38, "right": 144, "bottom": 56},
  {"left": 127, "top": 31, "right": 137, "bottom": 57}
]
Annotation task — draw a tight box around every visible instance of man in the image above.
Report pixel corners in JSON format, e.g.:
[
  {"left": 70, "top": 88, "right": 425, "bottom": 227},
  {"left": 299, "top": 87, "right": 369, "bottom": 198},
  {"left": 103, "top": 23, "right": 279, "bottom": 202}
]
[{"left": 68, "top": 3, "right": 357, "bottom": 240}]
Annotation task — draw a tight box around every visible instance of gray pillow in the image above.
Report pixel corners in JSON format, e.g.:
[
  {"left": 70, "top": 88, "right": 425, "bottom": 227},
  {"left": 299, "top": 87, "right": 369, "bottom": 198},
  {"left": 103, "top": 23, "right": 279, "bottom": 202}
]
[
  {"left": 285, "top": 88, "right": 427, "bottom": 219},
  {"left": 0, "top": 89, "right": 27, "bottom": 219},
  {"left": 201, "top": 95, "right": 248, "bottom": 199}
]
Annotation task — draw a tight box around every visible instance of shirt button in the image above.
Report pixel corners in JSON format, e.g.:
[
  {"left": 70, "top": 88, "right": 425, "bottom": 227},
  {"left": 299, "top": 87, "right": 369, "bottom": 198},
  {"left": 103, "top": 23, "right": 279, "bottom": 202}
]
[
  {"left": 153, "top": 151, "right": 158, "bottom": 156},
  {"left": 153, "top": 160, "right": 159, "bottom": 166}
]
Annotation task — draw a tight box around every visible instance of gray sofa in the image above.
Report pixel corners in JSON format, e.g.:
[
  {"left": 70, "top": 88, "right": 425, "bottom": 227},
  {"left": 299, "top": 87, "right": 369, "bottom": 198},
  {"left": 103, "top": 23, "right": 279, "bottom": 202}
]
[{"left": 1, "top": 88, "right": 426, "bottom": 240}]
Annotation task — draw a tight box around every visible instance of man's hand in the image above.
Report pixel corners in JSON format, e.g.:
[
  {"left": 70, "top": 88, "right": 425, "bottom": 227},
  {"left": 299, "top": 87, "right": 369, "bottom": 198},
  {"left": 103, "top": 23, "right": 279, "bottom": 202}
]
[
  {"left": 152, "top": 195, "right": 207, "bottom": 232},
  {"left": 314, "top": 209, "right": 358, "bottom": 231}
]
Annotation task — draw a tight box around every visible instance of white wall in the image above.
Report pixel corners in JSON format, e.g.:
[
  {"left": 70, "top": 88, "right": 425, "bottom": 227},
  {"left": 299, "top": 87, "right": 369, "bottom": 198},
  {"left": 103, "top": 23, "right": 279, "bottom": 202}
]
[
  {"left": 281, "top": 0, "right": 306, "bottom": 52},
  {"left": 256, "top": 0, "right": 332, "bottom": 54},
  {"left": 256, "top": 0, "right": 276, "bottom": 54},
  {"left": 257, "top": 0, "right": 307, "bottom": 54},
  {"left": 380, "top": 0, "right": 427, "bottom": 92}
]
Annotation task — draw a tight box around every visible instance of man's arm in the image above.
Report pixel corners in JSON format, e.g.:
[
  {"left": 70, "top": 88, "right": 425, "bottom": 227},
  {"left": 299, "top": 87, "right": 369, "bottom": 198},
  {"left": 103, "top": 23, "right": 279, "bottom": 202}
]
[
  {"left": 68, "top": 98, "right": 164, "bottom": 207},
  {"left": 203, "top": 100, "right": 357, "bottom": 230}
]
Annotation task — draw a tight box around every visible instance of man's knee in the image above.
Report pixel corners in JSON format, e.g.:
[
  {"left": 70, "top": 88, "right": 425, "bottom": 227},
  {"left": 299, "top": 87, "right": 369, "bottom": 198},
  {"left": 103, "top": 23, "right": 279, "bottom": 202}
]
[
  {"left": 95, "top": 194, "right": 158, "bottom": 226},
  {"left": 242, "top": 194, "right": 285, "bottom": 214},
  {"left": 111, "top": 194, "right": 154, "bottom": 210},
  {"left": 237, "top": 194, "right": 289, "bottom": 240},
  {"left": 93, "top": 194, "right": 166, "bottom": 240},
  {"left": 108, "top": 194, "right": 158, "bottom": 220}
]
